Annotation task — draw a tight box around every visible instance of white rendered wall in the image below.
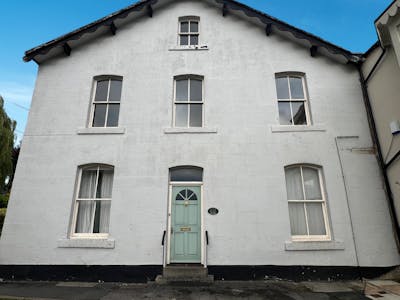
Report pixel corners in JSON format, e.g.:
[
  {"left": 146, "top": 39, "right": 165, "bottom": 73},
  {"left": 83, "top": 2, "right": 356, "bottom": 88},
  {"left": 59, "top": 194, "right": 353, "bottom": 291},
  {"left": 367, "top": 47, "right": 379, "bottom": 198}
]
[{"left": 1, "top": 0, "right": 399, "bottom": 267}]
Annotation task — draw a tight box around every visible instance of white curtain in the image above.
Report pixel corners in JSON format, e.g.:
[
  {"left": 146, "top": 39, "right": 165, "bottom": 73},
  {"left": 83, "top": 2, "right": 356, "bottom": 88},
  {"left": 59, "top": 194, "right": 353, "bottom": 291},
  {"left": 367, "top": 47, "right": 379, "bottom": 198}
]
[
  {"left": 99, "top": 170, "right": 113, "bottom": 198},
  {"left": 288, "top": 203, "right": 307, "bottom": 235},
  {"left": 286, "top": 166, "right": 325, "bottom": 236},
  {"left": 75, "top": 200, "right": 95, "bottom": 233},
  {"left": 99, "top": 201, "right": 111, "bottom": 233},
  {"left": 75, "top": 168, "right": 113, "bottom": 234},
  {"left": 98, "top": 170, "right": 113, "bottom": 233},
  {"left": 285, "top": 167, "right": 303, "bottom": 200},
  {"left": 78, "top": 170, "right": 97, "bottom": 198},
  {"left": 75, "top": 170, "right": 97, "bottom": 233},
  {"left": 306, "top": 203, "right": 326, "bottom": 235},
  {"left": 302, "top": 167, "right": 322, "bottom": 200}
]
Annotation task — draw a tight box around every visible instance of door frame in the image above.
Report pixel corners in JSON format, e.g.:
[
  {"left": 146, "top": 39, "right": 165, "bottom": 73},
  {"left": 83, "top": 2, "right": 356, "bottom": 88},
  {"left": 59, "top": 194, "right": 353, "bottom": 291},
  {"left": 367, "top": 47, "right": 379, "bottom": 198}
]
[{"left": 166, "top": 181, "right": 204, "bottom": 265}]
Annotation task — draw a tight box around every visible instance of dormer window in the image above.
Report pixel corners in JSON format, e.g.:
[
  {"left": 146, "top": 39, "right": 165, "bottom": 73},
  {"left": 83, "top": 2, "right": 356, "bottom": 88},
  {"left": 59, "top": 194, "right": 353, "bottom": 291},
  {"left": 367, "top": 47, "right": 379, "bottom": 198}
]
[{"left": 179, "top": 16, "right": 200, "bottom": 46}]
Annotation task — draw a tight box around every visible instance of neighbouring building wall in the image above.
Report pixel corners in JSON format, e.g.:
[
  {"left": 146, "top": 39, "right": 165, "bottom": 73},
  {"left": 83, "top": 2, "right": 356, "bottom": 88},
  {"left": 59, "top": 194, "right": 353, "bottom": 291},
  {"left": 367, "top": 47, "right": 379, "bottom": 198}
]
[
  {"left": 363, "top": 45, "right": 400, "bottom": 232},
  {"left": 1, "top": 0, "right": 399, "bottom": 268}
]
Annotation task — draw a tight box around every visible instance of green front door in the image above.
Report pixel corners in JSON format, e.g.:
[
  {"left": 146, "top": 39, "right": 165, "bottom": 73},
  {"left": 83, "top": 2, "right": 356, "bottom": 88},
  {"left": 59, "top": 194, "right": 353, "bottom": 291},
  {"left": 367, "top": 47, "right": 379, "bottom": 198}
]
[{"left": 170, "top": 186, "right": 201, "bottom": 263}]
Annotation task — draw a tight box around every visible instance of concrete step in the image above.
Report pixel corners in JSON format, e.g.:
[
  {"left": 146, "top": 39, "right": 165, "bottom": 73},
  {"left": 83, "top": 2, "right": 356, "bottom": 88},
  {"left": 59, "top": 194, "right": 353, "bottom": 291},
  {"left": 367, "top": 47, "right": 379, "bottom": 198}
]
[
  {"left": 155, "top": 274, "right": 214, "bottom": 286},
  {"left": 162, "top": 265, "right": 208, "bottom": 278}
]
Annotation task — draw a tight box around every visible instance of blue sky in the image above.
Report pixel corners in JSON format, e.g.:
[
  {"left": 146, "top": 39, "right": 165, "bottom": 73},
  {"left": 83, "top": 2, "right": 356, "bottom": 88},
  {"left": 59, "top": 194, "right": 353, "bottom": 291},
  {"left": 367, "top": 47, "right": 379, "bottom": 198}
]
[{"left": 0, "top": 0, "right": 392, "bottom": 143}]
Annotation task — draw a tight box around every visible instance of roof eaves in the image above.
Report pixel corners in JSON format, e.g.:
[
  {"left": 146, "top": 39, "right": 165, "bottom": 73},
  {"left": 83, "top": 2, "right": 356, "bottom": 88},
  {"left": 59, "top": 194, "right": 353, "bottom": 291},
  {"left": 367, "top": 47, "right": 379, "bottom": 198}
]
[
  {"left": 23, "top": 0, "right": 157, "bottom": 62},
  {"left": 375, "top": 0, "right": 398, "bottom": 25},
  {"left": 218, "top": 0, "right": 360, "bottom": 62},
  {"left": 23, "top": 0, "right": 362, "bottom": 63}
]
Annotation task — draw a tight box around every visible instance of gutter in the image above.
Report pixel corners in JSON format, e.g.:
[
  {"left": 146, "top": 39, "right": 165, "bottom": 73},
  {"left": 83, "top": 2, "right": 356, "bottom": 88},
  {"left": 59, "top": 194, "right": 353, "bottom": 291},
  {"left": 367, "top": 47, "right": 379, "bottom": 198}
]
[{"left": 357, "top": 62, "right": 400, "bottom": 248}]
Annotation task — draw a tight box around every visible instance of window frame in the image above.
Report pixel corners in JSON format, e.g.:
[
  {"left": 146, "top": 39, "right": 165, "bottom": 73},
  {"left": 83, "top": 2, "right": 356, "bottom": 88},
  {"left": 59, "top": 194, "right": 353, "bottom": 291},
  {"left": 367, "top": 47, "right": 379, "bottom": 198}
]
[
  {"left": 275, "top": 73, "right": 311, "bottom": 126},
  {"left": 285, "top": 165, "right": 331, "bottom": 242},
  {"left": 173, "top": 75, "right": 204, "bottom": 128},
  {"left": 89, "top": 76, "right": 123, "bottom": 128},
  {"left": 178, "top": 16, "right": 200, "bottom": 46},
  {"left": 70, "top": 164, "right": 114, "bottom": 239}
]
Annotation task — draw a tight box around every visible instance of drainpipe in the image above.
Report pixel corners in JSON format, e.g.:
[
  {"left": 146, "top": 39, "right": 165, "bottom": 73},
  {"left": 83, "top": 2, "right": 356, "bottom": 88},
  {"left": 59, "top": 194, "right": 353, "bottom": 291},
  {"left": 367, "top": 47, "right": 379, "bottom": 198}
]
[{"left": 356, "top": 63, "right": 400, "bottom": 248}]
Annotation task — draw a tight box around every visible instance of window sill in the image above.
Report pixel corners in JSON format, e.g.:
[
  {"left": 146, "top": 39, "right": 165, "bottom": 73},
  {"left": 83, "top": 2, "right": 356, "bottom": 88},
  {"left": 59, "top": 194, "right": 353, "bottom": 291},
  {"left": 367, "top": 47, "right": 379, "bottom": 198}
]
[
  {"left": 77, "top": 127, "right": 126, "bottom": 135},
  {"left": 164, "top": 127, "right": 218, "bottom": 134},
  {"left": 57, "top": 238, "right": 115, "bottom": 249},
  {"left": 285, "top": 240, "right": 344, "bottom": 251},
  {"left": 169, "top": 45, "right": 209, "bottom": 51},
  {"left": 270, "top": 124, "right": 326, "bottom": 133}
]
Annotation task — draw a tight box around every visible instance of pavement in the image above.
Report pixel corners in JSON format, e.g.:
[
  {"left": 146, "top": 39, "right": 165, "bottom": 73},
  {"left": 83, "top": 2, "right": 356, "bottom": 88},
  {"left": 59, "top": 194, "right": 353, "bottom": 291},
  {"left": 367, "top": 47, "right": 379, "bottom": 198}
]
[
  {"left": 0, "top": 279, "right": 391, "bottom": 300},
  {"left": 364, "top": 280, "right": 400, "bottom": 300}
]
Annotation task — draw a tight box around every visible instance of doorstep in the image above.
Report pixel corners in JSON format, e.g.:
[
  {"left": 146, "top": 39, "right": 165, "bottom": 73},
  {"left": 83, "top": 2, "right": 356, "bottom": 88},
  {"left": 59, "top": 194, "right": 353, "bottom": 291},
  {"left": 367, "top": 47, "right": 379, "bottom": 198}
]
[{"left": 155, "top": 265, "right": 214, "bottom": 285}]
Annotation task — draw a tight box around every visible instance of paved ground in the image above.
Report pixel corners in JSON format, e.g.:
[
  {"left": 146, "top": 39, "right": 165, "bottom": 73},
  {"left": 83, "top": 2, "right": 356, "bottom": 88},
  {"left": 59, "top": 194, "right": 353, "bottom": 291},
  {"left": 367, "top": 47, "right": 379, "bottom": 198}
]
[
  {"left": 364, "top": 280, "right": 400, "bottom": 300},
  {"left": 0, "top": 280, "right": 379, "bottom": 300}
]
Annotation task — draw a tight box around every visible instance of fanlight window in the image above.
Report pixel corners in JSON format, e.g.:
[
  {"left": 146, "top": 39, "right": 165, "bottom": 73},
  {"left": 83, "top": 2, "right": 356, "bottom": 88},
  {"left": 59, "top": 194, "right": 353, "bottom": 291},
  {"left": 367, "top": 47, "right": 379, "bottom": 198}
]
[
  {"left": 170, "top": 167, "right": 203, "bottom": 182},
  {"left": 176, "top": 188, "right": 198, "bottom": 201}
]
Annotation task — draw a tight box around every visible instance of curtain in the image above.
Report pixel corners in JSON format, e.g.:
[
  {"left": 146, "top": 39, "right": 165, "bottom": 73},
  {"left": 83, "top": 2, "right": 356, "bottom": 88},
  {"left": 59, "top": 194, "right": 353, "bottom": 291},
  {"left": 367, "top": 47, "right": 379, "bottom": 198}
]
[
  {"left": 78, "top": 170, "right": 97, "bottom": 198},
  {"left": 99, "top": 201, "right": 111, "bottom": 233},
  {"left": 76, "top": 168, "right": 113, "bottom": 234},
  {"left": 75, "top": 170, "right": 97, "bottom": 233},
  {"left": 288, "top": 203, "right": 307, "bottom": 235},
  {"left": 75, "top": 200, "right": 95, "bottom": 233},
  {"left": 306, "top": 203, "right": 326, "bottom": 235},
  {"left": 98, "top": 170, "right": 113, "bottom": 233},
  {"left": 99, "top": 170, "right": 113, "bottom": 198},
  {"left": 302, "top": 167, "right": 322, "bottom": 200},
  {"left": 285, "top": 167, "right": 303, "bottom": 200}
]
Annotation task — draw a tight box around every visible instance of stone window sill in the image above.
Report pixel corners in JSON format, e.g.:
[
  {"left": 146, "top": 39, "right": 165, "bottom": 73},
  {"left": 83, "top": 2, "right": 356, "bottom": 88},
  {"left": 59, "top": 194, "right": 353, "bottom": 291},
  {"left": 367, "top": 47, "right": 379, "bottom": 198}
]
[
  {"left": 270, "top": 124, "right": 327, "bottom": 133},
  {"left": 57, "top": 238, "right": 115, "bottom": 249},
  {"left": 169, "top": 45, "right": 209, "bottom": 51},
  {"left": 164, "top": 127, "right": 218, "bottom": 134},
  {"left": 77, "top": 127, "right": 126, "bottom": 135},
  {"left": 285, "top": 240, "right": 344, "bottom": 251}
]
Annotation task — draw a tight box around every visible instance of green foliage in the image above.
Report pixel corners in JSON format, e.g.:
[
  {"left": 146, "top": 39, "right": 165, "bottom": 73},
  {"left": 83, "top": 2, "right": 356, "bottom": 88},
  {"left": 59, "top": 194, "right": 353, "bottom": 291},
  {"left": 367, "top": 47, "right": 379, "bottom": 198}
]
[
  {"left": 0, "top": 208, "right": 6, "bottom": 236},
  {"left": 0, "top": 96, "right": 16, "bottom": 192},
  {"left": 0, "top": 193, "right": 8, "bottom": 208}
]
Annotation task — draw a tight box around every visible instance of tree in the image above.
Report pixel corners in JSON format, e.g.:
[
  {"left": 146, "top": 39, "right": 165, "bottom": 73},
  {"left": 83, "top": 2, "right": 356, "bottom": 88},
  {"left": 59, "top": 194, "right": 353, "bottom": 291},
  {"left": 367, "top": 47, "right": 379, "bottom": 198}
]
[
  {"left": 0, "top": 96, "right": 16, "bottom": 193},
  {"left": 6, "top": 144, "right": 20, "bottom": 192}
]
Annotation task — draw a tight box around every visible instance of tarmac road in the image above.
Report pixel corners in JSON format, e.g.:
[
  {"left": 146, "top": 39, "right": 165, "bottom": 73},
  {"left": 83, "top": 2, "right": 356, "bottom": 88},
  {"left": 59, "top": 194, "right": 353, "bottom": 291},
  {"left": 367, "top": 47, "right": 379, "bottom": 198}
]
[{"left": 0, "top": 280, "right": 372, "bottom": 300}]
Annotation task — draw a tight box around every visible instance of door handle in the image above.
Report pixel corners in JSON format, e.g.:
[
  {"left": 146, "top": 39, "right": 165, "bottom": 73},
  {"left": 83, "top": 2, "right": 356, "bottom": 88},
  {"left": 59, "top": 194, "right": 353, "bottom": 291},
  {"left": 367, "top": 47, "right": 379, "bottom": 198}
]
[{"left": 171, "top": 227, "right": 173, "bottom": 234}]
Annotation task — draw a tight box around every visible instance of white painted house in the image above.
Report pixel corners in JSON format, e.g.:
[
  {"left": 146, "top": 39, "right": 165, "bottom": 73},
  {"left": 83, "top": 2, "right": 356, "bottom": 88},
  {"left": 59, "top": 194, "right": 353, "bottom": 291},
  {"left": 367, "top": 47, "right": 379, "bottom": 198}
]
[{"left": 0, "top": 0, "right": 399, "bottom": 281}]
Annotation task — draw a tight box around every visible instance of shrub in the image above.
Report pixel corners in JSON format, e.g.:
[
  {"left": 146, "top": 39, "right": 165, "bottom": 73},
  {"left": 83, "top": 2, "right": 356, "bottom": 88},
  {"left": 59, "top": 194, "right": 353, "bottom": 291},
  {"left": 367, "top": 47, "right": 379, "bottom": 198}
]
[
  {"left": 0, "top": 193, "right": 9, "bottom": 208},
  {"left": 0, "top": 208, "right": 6, "bottom": 236}
]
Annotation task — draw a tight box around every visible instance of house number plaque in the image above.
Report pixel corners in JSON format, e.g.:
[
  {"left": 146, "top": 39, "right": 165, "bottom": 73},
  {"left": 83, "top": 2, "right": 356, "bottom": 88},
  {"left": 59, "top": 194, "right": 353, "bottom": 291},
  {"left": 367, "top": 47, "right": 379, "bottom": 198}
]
[{"left": 180, "top": 227, "right": 191, "bottom": 232}]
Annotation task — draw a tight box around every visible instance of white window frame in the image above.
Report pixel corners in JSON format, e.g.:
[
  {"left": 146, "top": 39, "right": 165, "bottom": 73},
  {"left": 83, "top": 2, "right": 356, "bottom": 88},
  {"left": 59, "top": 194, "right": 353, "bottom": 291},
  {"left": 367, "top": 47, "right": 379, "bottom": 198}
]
[
  {"left": 70, "top": 165, "right": 113, "bottom": 239},
  {"left": 285, "top": 165, "right": 331, "bottom": 241},
  {"left": 173, "top": 75, "right": 204, "bottom": 128},
  {"left": 275, "top": 74, "right": 311, "bottom": 125},
  {"left": 89, "top": 76, "right": 122, "bottom": 128},
  {"left": 178, "top": 16, "right": 200, "bottom": 46}
]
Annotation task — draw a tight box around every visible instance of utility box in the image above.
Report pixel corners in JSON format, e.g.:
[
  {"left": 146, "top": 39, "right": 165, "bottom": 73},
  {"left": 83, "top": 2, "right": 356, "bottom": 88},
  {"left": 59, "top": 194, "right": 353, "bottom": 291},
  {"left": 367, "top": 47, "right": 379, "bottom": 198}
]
[{"left": 390, "top": 120, "right": 400, "bottom": 135}]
